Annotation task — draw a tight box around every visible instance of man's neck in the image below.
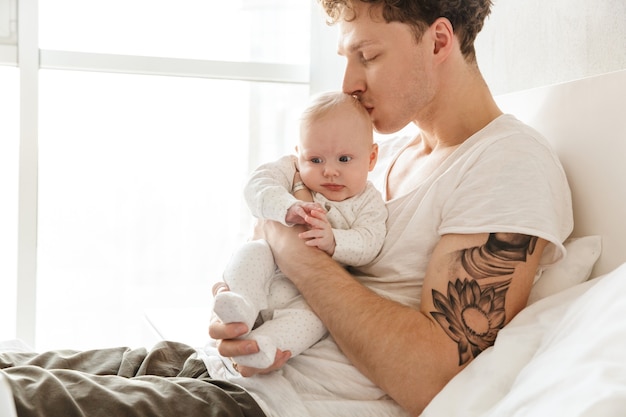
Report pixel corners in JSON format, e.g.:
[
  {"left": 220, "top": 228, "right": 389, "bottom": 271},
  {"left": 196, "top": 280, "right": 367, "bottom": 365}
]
[{"left": 417, "top": 63, "right": 502, "bottom": 152}]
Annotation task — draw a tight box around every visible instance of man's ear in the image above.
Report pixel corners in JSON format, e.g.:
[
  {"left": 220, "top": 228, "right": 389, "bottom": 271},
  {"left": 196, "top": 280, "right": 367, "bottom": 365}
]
[{"left": 431, "top": 17, "right": 455, "bottom": 62}]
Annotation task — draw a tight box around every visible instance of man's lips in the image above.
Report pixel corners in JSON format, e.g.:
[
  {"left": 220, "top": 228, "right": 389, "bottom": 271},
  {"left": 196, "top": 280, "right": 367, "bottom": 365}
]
[{"left": 358, "top": 97, "right": 372, "bottom": 110}]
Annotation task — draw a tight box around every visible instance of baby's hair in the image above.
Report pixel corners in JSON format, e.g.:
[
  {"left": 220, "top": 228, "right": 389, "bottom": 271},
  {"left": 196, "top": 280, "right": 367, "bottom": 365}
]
[{"left": 300, "top": 91, "right": 371, "bottom": 129}]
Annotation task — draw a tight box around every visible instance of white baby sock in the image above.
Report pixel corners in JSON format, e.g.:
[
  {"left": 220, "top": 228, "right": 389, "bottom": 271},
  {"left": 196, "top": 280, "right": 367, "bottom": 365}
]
[
  {"left": 232, "top": 335, "right": 277, "bottom": 369},
  {"left": 212, "top": 291, "right": 258, "bottom": 335}
]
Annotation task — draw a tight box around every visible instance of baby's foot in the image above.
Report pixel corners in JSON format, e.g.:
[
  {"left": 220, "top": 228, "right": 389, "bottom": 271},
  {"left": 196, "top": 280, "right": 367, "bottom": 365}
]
[
  {"left": 213, "top": 292, "right": 258, "bottom": 333},
  {"left": 232, "top": 335, "right": 277, "bottom": 369}
]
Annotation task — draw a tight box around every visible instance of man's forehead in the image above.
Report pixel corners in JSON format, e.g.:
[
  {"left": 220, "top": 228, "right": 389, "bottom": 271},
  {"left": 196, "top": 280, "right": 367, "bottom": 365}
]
[{"left": 336, "top": 12, "right": 391, "bottom": 55}]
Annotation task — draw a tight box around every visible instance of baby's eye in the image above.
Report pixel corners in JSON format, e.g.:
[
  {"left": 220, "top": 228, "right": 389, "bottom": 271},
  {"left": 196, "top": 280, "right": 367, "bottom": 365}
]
[
  {"left": 311, "top": 157, "right": 322, "bottom": 164},
  {"left": 339, "top": 155, "right": 352, "bottom": 163}
]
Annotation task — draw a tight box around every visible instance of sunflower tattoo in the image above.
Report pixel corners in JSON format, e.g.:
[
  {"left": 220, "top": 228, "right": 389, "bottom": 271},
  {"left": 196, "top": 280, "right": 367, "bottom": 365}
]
[{"left": 431, "top": 233, "right": 538, "bottom": 365}]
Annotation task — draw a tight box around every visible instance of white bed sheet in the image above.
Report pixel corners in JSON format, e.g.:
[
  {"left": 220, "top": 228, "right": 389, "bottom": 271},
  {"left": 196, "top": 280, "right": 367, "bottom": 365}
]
[{"left": 422, "top": 262, "right": 626, "bottom": 417}]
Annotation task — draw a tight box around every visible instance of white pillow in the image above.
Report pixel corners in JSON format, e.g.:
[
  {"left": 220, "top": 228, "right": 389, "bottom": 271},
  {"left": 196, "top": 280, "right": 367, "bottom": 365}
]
[{"left": 528, "top": 235, "right": 601, "bottom": 304}]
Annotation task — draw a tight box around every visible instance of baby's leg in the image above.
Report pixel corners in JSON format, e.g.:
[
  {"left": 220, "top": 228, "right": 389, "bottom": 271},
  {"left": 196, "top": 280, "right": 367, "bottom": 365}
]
[
  {"left": 232, "top": 295, "right": 327, "bottom": 369},
  {"left": 213, "top": 239, "right": 275, "bottom": 333}
]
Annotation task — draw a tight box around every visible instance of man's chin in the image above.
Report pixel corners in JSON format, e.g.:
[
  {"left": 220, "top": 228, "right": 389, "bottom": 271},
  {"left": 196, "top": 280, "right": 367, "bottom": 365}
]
[{"left": 374, "top": 122, "right": 412, "bottom": 135}]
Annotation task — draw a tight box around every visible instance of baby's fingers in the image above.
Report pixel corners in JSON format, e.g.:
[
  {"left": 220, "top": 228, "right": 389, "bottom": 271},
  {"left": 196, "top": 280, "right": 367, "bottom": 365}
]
[{"left": 304, "top": 214, "right": 326, "bottom": 230}]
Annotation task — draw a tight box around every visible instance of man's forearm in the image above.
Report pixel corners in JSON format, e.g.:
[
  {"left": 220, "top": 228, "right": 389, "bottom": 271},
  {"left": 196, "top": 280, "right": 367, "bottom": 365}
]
[{"left": 268, "top": 222, "right": 458, "bottom": 415}]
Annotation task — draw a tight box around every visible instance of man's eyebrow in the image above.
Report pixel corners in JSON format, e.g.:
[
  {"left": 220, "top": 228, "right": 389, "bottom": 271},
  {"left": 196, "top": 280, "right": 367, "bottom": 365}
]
[{"left": 338, "top": 39, "right": 377, "bottom": 55}]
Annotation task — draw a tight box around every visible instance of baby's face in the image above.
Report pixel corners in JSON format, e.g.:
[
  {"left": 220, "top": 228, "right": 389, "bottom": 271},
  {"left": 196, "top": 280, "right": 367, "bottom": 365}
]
[{"left": 297, "top": 105, "right": 377, "bottom": 202}]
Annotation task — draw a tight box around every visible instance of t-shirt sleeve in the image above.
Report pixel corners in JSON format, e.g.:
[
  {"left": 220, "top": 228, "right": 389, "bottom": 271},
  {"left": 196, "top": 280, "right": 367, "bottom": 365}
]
[{"left": 439, "top": 133, "right": 573, "bottom": 266}]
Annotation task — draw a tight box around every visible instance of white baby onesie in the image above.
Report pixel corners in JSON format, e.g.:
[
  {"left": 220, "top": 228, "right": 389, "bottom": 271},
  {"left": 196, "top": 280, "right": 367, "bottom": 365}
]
[{"left": 213, "top": 155, "right": 387, "bottom": 368}]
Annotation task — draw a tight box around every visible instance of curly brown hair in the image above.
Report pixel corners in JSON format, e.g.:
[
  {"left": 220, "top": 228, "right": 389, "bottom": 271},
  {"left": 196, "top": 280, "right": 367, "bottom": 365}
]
[{"left": 317, "top": 0, "right": 493, "bottom": 63}]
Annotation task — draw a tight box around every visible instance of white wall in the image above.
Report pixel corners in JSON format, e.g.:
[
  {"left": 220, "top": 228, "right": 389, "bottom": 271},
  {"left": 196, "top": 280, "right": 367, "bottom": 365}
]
[
  {"left": 311, "top": 1, "right": 626, "bottom": 96},
  {"left": 476, "top": 0, "right": 626, "bottom": 95},
  {"left": 309, "top": 4, "right": 344, "bottom": 93}
]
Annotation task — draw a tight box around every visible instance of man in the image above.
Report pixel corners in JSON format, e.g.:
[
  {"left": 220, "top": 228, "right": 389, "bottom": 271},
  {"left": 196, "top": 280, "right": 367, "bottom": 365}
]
[
  {"left": 1, "top": 1, "right": 570, "bottom": 416},
  {"left": 211, "top": 1, "right": 572, "bottom": 415}
]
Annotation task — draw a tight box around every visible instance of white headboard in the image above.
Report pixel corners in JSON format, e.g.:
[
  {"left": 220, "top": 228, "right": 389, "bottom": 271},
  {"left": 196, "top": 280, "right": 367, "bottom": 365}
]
[{"left": 495, "top": 70, "right": 626, "bottom": 278}]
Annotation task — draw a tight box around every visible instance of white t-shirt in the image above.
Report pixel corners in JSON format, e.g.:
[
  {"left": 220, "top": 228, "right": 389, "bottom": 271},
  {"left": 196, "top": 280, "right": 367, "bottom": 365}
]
[
  {"left": 202, "top": 114, "right": 573, "bottom": 417},
  {"left": 354, "top": 114, "right": 573, "bottom": 308}
]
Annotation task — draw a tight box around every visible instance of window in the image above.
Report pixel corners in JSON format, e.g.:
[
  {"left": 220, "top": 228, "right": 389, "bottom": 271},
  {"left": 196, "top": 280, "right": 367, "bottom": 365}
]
[
  {"left": 39, "top": 0, "right": 310, "bottom": 64},
  {"left": 36, "top": 70, "right": 307, "bottom": 350},
  {"left": 0, "top": 0, "right": 17, "bottom": 64},
  {"left": 0, "top": 66, "right": 19, "bottom": 341},
  {"left": 0, "top": 0, "right": 16, "bottom": 43},
  {"left": 10, "top": 0, "right": 340, "bottom": 350}
]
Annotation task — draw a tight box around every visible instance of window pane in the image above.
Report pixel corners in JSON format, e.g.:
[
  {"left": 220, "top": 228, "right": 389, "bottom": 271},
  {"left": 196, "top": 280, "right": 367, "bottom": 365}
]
[
  {"left": 39, "top": 0, "right": 311, "bottom": 65},
  {"left": 0, "top": 66, "right": 19, "bottom": 340},
  {"left": 37, "top": 69, "right": 308, "bottom": 350},
  {"left": 0, "top": 0, "right": 16, "bottom": 43}
]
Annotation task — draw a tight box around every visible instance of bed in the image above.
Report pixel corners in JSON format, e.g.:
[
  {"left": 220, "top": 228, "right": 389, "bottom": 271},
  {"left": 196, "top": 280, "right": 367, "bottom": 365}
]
[
  {"left": 422, "top": 69, "right": 626, "bottom": 416},
  {"left": 1, "top": 70, "right": 626, "bottom": 417}
]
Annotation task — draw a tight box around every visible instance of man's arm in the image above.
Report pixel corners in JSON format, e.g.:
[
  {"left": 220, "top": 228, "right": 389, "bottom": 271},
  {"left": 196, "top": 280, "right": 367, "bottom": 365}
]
[{"left": 265, "top": 222, "right": 547, "bottom": 416}]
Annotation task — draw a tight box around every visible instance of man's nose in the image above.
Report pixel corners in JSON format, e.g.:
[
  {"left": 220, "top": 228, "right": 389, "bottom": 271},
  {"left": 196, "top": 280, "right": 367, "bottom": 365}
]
[{"left": 342, "top": 61, "right": 365, "bottom": 97}]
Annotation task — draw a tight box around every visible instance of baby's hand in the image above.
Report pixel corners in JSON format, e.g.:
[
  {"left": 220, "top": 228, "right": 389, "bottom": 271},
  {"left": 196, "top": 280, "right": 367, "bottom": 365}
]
[
  {"left": 285, "top": 201, "right": 325, "bottom": 225},
  {"left": 298, "top": 208, "right": 336, "bottom": 255}
]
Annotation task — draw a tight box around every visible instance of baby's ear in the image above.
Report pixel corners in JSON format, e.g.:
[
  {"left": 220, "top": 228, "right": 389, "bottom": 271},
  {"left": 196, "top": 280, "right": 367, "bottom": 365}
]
[{"left": 369, "top": 143, "right": 379, "bottom": 171}]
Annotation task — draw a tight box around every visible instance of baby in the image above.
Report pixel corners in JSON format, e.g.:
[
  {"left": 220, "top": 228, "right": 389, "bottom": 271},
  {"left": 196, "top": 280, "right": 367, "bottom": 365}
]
[{"left": 213, "top": 91, "right": 387, "bottom": 370}]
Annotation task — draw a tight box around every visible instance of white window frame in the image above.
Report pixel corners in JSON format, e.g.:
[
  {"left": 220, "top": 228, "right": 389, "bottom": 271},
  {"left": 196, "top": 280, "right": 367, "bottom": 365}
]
[{"left": 11, "top": 0, "right": 340, "bottom": 347}]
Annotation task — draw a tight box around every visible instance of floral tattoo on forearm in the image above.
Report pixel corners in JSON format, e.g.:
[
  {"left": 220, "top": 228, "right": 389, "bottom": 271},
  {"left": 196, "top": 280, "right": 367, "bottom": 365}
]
[{"left": 431, "top": 233, "right": 538, "bottom": 365}]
